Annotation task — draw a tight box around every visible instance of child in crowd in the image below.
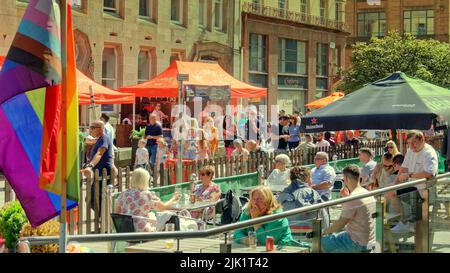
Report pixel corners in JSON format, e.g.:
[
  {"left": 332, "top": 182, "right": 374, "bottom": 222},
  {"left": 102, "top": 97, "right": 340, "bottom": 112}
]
[
  {"left": 197, "top": 130, "right": 211, "bottom": 161},
  {"left": 134, "top": 138, "right": 149, "bottom": 170},
  {"left": 154, "top": 138, "right": 169, "bottom": 183}
]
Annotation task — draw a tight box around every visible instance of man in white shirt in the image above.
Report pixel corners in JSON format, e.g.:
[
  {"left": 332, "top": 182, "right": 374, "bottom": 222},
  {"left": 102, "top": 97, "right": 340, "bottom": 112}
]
[
  {"left": 316, "top": 132, "right": 331, "bottom": 149},
  {"left": 391, "top": 130, "right": 438, "bottom": 234}
]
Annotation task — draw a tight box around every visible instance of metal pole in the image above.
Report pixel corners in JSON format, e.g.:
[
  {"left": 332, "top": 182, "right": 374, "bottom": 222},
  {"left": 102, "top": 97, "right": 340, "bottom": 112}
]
[
  {"left": 59, "top": 0, "right": 68, "bottom": 253},
  {"left": 132, "top": 103, "right": 136, "bottom": 131},
  {"left": 177, "top": 81, "right": 183, "bottom": 185},
  {"left": 399, "top": 129, "right": 403, "bottom": 154}
]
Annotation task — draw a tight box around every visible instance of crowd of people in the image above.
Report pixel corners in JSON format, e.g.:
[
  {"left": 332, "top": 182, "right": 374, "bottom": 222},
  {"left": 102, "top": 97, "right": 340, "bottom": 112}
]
[{"left": 80, "top": 106, "right": 441, "bottom": 253}]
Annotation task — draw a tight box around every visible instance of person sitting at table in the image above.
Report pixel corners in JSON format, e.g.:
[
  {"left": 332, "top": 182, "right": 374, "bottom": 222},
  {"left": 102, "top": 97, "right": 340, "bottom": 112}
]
[
  {"left": 322, "top": 165, "right": 376, "bottom": 253},
  {"left": 266, "top": 154, "right": 291, "bottom": 187},
  {"left": 359, "top": 148, "right": 377, "bottom": 189},
  {"left": 233, "top": 186, "right": 293, "bottom": 246},
  {"left": 277, "top": 166, "right": 329, "bottom": 229},
  {"left": 115, "top": 168, "right": 180, "bottom": 232},
  {"left": 190, "top": 166, "right": 222, "bottom": 219},
  {"left": 385, "top": 140, "right": 400, "bottom": 156},
  {"left": 371, "top": 152, "right": 395, "bottom": 189},
  {"left": 311, "top": 152, "right": 336, "bottom": 201}
]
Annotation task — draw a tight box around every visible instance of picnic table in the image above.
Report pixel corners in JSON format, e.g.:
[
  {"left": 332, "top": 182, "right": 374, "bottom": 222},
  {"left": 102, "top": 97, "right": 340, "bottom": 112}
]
[{"left": 125, "top": 238, "right": 309, "bottom": 253}]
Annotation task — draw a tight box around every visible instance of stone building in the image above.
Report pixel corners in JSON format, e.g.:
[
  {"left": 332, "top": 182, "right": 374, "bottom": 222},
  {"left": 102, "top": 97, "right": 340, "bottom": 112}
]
[
  {"left": 0, "top": 0, "right": 242, "bottom": 121},
  {"left": 241, "top": 0, "right": 348, "bottom": 115},
  {"left": 345, "top": 0, "right": 450, "bottom": 67}
]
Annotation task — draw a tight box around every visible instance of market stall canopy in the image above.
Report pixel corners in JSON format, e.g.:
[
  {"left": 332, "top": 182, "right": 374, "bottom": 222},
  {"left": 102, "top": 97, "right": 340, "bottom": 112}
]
[
  {"left": 119, "top": 61, "right": 267, "bottom": 98},
  {"left": 0, "top": 56, "right": 135, "bottom": 105},
  {"left": 305, "top": 92, "right": 345, "bottom": 109},
  {"left": 301, "top": 72, "right": 450, "bottom": 132},
  {"left": 77, "top": 70, "right": 135, "bottom": 105}
]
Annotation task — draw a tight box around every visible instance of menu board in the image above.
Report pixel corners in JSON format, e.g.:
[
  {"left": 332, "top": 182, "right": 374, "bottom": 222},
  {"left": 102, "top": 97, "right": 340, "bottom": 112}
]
[{"left": 185, "top": 85, "right": 231, "bottom": 102}]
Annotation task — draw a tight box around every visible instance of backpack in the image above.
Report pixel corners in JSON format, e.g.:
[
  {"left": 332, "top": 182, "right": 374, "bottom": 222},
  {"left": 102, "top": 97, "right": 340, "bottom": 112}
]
[{"left": 220, "top": 190, "right": 242, "bottom": 225}]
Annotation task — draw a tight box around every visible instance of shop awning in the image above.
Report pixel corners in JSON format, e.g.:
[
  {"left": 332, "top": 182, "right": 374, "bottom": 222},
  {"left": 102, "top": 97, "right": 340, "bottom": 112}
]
[
  {"left": 305, "top": 92, "right": 345, "bottom": 109},
  {"left": 0, "top": 57, "right": 135, "bottom": 105},
  {"left": 119, "top": 61, "right": 267, "bottom": 98}
]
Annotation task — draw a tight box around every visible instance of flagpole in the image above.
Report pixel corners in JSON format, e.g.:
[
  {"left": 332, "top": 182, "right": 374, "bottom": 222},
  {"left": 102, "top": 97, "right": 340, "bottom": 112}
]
[{"left": 59, "top": 0, "right": 68, "bottom": 253}]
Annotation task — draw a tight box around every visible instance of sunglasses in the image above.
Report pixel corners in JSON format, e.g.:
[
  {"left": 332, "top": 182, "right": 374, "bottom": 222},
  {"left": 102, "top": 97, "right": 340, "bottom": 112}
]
[
  {"left": 90, "top": 126, "right": 101, "bottom": 129},
  {"left": 387, "top": 146, "right": 393, "bottom": 149},
  {"left": 200, "top": 172, "right": 211, "bottom": 176},
  {"left": 383, "top": 164, "right": 393, "bottom": 168}
]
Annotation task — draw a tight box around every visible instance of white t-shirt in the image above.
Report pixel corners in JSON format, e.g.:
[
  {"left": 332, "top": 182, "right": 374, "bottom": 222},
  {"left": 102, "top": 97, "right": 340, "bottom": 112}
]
[
  {"left": 402, "top": 143, "right": 438, "bottom": 189},
  {"left": 266, "top": 169, "right": 291, "bottom": 187},
  {"left": 135, "top": 147, "right": 149, "bottom": 165},
  {"left": 316, "top": 140, "right": 330, "bottom": 148}
]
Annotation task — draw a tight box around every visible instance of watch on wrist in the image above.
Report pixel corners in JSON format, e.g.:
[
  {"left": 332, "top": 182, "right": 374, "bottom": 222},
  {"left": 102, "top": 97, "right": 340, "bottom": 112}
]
[{"left": 86, "top": 163, "right": 94, "bottom": 169}]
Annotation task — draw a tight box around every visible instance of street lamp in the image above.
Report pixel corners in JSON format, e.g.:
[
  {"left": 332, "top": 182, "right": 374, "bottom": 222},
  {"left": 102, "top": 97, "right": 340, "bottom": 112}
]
[{"left": 177, "top": 74, "right": 189, "bottom": 185}]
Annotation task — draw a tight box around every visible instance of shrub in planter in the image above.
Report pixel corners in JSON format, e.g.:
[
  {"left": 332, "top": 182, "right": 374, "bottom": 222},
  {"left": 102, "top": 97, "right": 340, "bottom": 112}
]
[
  {"left": 0, "top": 201, "right": 28, "bottom": 251},
  {"left": 20, "top": 220, "right": 59, "bottom": 253}
]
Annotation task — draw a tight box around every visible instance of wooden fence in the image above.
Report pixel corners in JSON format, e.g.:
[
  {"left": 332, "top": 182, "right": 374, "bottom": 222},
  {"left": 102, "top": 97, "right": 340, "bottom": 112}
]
[{"left": 2, "top": 140, "right": 389, "bottom": 234}]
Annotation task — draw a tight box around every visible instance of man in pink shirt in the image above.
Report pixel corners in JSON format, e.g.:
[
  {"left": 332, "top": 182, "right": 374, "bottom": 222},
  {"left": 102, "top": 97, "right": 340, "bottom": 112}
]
[{"left": 322, "top": 165, "right": 376, "bottom": 253}]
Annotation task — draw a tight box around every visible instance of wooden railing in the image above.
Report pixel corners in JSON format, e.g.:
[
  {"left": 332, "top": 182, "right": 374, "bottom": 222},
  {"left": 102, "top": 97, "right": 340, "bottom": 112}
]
[
  {"left": 242, "top": 1, "right": 347, "bottom": 32},
  {"left": 2, "top": 140, "right": 389, "bottom": 235}
]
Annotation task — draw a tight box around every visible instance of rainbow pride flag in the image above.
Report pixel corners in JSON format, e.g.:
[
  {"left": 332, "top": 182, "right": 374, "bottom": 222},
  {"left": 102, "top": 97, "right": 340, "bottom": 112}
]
[{"left": 0, "top": 0, "right": 79, "bottom": 227}]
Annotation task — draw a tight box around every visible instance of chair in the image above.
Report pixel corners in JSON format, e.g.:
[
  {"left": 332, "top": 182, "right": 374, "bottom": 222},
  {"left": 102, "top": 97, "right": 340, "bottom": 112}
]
[{"left": 110, "top": 213, "right": 135, "bottom": 233}]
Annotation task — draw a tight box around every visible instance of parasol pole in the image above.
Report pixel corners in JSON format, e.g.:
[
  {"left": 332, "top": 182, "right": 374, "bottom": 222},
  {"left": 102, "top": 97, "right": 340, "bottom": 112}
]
[
  {"left": 59, "top": 0, "right": 68, "bottom": 253},
  {"left": 88, "top": 85, "right": 95, "bottom": 126},
  {"left": 177, "top": 74, "right": 189, "bottom": 185}
]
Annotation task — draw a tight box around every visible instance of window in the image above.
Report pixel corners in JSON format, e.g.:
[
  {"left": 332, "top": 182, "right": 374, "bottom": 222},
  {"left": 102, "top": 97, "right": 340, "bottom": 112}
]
[
  {"left": 252, "top": 0, "right": 261, "bottom": 12},
  {"left": 278, "top": 0, "right": 286, "bottom": 17},
  {"left": 138, "top": 50, "right": 151, "bottom": 84},
  {"left": 139, "top": 0, "right": 151, "bottom": 17},
  {"left": 104, "top": 0, "right": 117, "bottom": 13},
  {"left": 249, "top": 33, "right": 267, "bottom": 73},
  {"left": 320, "top": 0, "right": 326, "bottom": 20},
  {"left": 214, "top": 0, "right": 223, "bottom": 30},
  {"left": 335, "top": 1, "right": 343, "bottom": 21},
  {"left": 279, "top": 38, "right": 307, "bottom": 75},
  {"left": 404, "top": 10, "right": 434, "bottom": 36},
  {"left": 102, "top": 47, "right": 117, "bottom": 111},
  {"left": 300, "top": 0, "right": 307, "bottom": 14},
  {"left": 171, "top": 0, "right": 183, "bottom": 23},
  {"left": 316, "top": 43, "right": 327, "bottom": 76},
  {"left": 357, "top": 12, "right": 386, "bottom": 37},
  {"left": 249, "top": 33, "right": 267, "bottom": 88},
  {"left": 316, "top": 43, "right": 328, "bottom": 99},
  {"left": 199, "top": 0, "right": 207, "bottom": 27}
]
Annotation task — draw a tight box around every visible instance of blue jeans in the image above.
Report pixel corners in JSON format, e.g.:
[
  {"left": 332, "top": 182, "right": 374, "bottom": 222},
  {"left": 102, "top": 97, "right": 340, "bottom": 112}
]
[
  {"left": 147, "top": 145, "right": 158, "bottom": 167},
  {"left": 322, "top": 231, "right": 369, "bottom": 253}
]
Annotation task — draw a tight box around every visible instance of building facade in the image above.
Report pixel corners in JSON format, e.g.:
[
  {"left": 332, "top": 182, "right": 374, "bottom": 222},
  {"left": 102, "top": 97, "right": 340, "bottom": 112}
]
[
  {"left": 241, "top": 0, "right": 348, "bottom": 116},
  {"left": 0, "top": 0, "right": 241, "bottom": 121},
  {"left": 345, "top": 0, "right": 450, "bottom": 67}
]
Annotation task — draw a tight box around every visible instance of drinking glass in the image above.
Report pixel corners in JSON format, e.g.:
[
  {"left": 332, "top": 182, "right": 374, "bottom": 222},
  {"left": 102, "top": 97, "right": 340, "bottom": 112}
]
[{"left": 164, "top": 223, "right": 175, "bottom": 249}]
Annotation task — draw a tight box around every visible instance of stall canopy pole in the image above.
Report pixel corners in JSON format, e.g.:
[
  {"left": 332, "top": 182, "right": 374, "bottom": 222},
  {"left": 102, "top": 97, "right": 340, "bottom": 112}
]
[
  {"left": 177, "top": 74, "right": 189, "bottom": 185},
  {"left": 88, "top": 85, "right": 95, "bottom": 126}
]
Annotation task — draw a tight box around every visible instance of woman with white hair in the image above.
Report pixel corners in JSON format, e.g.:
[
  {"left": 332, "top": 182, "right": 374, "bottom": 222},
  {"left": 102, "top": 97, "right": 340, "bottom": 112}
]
[
  {"left": 266, "top": 154, "right": 291, "bottom": 187},
  {"left": 115, "top": 168, "right": 180, "bottom": 232}
]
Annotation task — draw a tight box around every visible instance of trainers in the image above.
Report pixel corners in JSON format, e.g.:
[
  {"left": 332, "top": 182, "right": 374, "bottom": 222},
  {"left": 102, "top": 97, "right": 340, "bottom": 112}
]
[{"left": 390, "top": 222, "right": 413, "bottom": 233}]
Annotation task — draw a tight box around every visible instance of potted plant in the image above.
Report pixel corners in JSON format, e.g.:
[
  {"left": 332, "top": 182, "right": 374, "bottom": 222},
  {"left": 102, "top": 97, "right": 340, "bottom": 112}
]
[
  {"left": 0, "top": 201, "right": 28, "bottom": 253},
  {"left": 20, "top": 220, "right": 60, "bottom": 253},
  {"left": 130, "top": 127, "right": 146, "bottom": 168}
]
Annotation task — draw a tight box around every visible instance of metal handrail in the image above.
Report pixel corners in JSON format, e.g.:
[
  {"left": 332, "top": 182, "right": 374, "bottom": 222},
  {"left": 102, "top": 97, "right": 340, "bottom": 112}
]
[{"left": 25, "top": 173, "right": 450, "bottom": 245}]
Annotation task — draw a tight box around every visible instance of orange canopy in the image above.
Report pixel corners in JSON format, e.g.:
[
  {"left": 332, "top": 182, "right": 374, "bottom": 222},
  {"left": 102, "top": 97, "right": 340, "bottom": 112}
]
[
  {"left": 0, "top": 56, "right": 135, "bottom": 105},
  {"left": 76, "top": 70, "right": 135, "bottom": 105},
  {"left": 119, "top": 61, "right": 267, "bottom": 98},
  {"left": 305, "top": 92, "right": 345, "bottom": 109}
]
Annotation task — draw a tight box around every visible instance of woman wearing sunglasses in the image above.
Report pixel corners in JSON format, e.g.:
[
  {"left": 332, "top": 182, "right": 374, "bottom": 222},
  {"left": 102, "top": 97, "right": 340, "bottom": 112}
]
[
  {"left": 190, "top": 166, "right": 221, "bottom": 219},
  {"left": 385, "top": 140, "right": 400, "bottom": 156}
]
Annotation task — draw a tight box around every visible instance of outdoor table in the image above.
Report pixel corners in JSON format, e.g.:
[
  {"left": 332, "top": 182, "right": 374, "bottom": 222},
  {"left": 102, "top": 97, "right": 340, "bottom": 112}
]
[
  {"left": 125, "top": 238, "right": 309, "bottom": 253},
  {"left": 165, "top": 158, "right": 195, "bottom": 184},
  {"left": 170, "top": 200, "right": 218, "bottom": 225}
]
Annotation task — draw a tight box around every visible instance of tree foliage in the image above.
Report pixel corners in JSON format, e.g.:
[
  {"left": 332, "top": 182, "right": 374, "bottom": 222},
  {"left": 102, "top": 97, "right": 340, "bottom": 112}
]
[{"left": 339, "top": 32, "right": 450, "bottom": 93}]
